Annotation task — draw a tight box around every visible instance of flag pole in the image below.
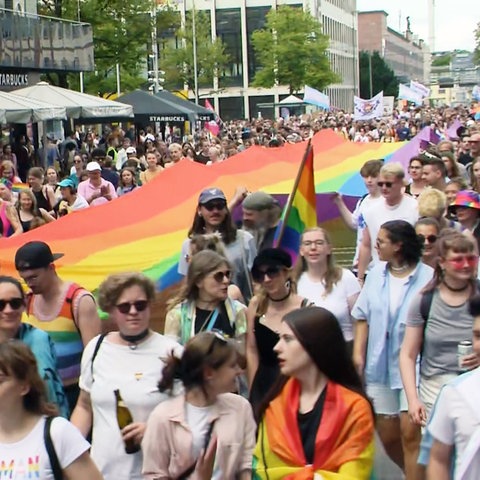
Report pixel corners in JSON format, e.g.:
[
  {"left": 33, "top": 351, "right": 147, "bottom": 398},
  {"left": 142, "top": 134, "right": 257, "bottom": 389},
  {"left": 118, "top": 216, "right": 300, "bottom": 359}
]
[{"left": 275, "top": 138, "right": 312, "bottom": 248}]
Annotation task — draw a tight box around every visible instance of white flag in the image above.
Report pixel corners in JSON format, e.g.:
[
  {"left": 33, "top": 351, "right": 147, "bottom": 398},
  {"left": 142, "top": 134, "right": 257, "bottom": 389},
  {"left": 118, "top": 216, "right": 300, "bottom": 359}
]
[
  {"left": 303, "top": 85, "right": 330, "bottom": 110},
  {"left": 410, "top": 80, "right": 430, "bottom": 99},
  {"left": 353, "top": 91, "right": 384, "bottom": 121},
  {"left": 399, "top": 84, "right": 423, "bottom": 105}
]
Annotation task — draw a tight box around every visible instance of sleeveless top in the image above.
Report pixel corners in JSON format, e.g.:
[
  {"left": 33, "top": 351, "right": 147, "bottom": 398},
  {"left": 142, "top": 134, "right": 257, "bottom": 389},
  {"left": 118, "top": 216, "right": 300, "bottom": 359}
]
[
  {"left": 33, "top": 188, "right": 51, "bottom": 211},
  {"left": 25, "top": 283, "right": 90, "bottom": 385}
]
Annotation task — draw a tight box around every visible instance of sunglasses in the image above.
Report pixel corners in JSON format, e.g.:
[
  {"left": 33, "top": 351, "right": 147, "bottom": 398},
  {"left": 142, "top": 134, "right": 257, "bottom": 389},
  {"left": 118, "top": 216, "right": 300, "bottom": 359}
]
[
  {"left": 418, "top": 234, "right": 437, "bottom": 244},
  {"left": 115, "top": 300, "right": 149, "bottom": 314},
  {"left": 202, "top": 201, "right": 227, "bottom": 211},
  {"left": 0, "top": 298, "right": 24, "bottom": 312},
  {"left": 252, "top": 265, "right": 282, "bottom": 283},
  {"left": 377, "top": 181, "right": 393, "bottom": 188},
  {"left": 206, "top": 330, "right": 229, "bottom": 355},
  {"left": 446, "top": 255, "right": 478, "bottom": 269},
  {"left": 211, "top": 270, "right": 231, "bottom": 283}
]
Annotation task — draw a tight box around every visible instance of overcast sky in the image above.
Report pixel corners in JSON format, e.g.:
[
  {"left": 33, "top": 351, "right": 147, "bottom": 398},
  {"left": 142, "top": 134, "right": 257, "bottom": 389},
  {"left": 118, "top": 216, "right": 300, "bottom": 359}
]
[{"left": 357, "top": 0, "right": 479, "bottom": 52}]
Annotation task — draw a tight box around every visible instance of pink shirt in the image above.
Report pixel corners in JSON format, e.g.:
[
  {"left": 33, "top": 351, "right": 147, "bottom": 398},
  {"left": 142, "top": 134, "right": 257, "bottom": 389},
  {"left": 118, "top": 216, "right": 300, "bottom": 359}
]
[
  {"left": 77, "top": 178, "right": 117, "bottom": 206},
  {"left": 142, "top": 393, "right": 256, "bottom": 479}
]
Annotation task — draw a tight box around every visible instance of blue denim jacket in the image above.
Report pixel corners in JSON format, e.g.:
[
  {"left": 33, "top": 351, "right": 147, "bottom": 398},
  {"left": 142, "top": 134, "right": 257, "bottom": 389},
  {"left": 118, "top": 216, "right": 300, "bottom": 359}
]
[{"left": 352, "top": 262, "right": 433, "bottom": 389}]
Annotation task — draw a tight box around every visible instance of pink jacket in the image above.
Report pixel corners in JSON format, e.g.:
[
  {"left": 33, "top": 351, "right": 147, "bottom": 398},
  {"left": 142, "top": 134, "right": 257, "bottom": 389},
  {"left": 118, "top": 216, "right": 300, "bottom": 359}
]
[{"left": 142, "top": 393, "right": 256, "bottom": 479}]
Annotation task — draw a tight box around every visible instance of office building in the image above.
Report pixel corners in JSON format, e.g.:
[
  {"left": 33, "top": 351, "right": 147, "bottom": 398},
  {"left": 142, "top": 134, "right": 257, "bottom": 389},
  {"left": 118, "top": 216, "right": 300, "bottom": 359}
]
[{"left": 173, "top": 0, "right": 358, "bottom": 119}]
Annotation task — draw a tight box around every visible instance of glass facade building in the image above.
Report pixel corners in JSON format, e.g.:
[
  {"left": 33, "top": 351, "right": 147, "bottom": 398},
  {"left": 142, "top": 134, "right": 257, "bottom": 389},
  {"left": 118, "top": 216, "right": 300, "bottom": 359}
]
[{"left": 179, "top": 0, "right": 358, "bottom": 119}]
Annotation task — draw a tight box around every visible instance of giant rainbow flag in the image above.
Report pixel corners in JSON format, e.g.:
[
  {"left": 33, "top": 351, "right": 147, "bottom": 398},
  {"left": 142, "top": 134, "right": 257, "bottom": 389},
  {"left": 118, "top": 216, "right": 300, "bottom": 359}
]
[{"left": 0, "top": 130, "right": 408, "bottom": 293}]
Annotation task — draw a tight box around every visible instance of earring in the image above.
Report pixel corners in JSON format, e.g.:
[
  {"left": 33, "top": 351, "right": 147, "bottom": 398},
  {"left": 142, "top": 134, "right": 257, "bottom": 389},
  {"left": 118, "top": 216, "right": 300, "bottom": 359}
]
[
  {"left": 285, "top": 279, "right": 291, "bottom": 291},
  {"left": 198, "top": 212, "right": 202, "bottom": 217}
]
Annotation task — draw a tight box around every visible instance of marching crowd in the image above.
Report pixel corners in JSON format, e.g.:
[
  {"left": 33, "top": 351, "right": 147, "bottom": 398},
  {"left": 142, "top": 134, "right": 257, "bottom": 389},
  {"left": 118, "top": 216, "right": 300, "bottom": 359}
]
[{"left": 1, "top": 103, "right": 480, "bottom": 480}]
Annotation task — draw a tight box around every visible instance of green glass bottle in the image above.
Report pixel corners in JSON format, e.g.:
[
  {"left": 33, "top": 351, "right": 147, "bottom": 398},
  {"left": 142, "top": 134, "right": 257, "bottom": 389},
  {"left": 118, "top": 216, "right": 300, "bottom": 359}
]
[{"left": 114, "top": 389, "right": 140, "bottom": 454}]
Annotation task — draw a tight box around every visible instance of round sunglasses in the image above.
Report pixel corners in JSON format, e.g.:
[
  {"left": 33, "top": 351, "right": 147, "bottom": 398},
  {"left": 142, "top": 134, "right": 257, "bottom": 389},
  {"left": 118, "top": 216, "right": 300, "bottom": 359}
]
[
  {"left": 210, "top": 270, "right": 231, "bottom": 283},
  {"left": 252, "top": 265, "right": 282, "bottom": 283},
  {"left": 418, "top": 234, "right": 437, "bottom": 244},
  {"left": 115, "top": 300, "right": 149, "bottom": 314}
]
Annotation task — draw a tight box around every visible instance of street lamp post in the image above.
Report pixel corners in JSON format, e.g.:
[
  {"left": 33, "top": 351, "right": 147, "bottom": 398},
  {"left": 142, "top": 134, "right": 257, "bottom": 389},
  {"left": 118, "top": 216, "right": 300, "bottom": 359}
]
[
  {"left": 368, "top": 52, "right": 373, "bottom": 98},
  {"left": 191, "top": 0, "right": 199, "bottom": 104}
]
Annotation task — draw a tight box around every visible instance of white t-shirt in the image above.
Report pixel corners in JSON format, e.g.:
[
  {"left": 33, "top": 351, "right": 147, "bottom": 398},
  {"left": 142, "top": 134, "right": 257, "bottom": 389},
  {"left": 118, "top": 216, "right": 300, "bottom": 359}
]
[
  {"left": 428, "top": 371, "right": 480, "bottom": 478},
  {"left": 297, "top": 269, "right": 360, "bottom": 341},
  {"left": 184, "top": 403, "right": 223, "bottom": 479},
  {"left": 79, "top": 333, "right": 182, "bottom": 480},
  {"left": 388, "top": 272, "right": 410, "bottom": 318},
  {"left": 0, "top": 416, "right": 89, "bottom": 480},
  {"left": 352, "top": 194, "right": 383, "bottom": 265},
  {"left": 363, "top": 195, "right": 418, "bottom": 265}
]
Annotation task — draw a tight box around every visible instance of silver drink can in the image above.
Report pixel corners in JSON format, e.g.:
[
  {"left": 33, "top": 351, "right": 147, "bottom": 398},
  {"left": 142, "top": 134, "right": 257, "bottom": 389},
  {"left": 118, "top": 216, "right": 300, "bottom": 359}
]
[{"left": 458, "top": 341, "right": 473, "bottom": 371}]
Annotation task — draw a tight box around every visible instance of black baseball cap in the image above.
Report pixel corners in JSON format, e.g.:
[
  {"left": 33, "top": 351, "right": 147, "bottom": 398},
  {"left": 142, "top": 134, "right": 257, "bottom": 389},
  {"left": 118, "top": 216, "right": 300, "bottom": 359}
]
[{"left": 15, "top": 241, "right": 64, "bottom": 271}]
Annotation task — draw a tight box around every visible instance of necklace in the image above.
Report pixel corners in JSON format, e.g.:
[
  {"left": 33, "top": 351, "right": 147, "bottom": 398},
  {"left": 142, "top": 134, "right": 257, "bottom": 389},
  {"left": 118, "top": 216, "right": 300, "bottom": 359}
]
[
  {"left": 442, "top": 279, "right": 470, "bottom": 292},
  {"left": 268, "top": 290, "right": 291, "bottom": 302},
  {"left": 119, "top": 329, "right": 150, "bottom": 350},
  {"left": 389, "top": 264, "right": 409, "bottom": 273}
]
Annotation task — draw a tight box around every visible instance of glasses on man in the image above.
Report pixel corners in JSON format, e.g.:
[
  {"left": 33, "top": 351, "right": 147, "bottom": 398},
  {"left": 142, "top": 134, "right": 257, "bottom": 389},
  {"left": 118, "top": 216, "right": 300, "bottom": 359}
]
[
  {"left": 0, "top": 298, "right": 24, "bottom": 311},
  {"left": 211, "top": 270, "right": 231, "bottom": 283},
  {"left": 202, "top": 201, "right": 227, "bottom": 212},
  {"left": 115, "top": 300, "right": 149, "bottom": 314},
  {"left": 252, "top": 265, "right": 282, "bottom": 283},
  {"left": 377, "top": 181, "right": 394, "bottom": 188}
]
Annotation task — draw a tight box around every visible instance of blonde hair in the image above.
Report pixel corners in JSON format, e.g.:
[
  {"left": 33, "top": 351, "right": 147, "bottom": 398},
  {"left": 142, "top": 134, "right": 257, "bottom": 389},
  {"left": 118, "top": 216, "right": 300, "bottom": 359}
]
[
  {"left": 417, "top": 188, "right": 447, "bottom": 219},
  {"left": 293, "top": 227, "right": 342, "bottom": 295},
  {"left": 380, "top": 162, "right": 405, "bottom": 180}
]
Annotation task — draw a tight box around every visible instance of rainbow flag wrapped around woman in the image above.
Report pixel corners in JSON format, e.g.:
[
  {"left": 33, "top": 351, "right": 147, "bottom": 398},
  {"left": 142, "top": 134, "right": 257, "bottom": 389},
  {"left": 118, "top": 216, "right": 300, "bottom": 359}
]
[{"left": 253, "top": 378, "right": 375, "bottom": 479}]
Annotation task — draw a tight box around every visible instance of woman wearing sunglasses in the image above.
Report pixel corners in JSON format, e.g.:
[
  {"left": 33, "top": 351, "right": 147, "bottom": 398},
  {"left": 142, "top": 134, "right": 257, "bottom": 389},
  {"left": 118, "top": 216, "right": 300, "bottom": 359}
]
[
  {"left": 415, "top": 217, "right": 440, "bottom": 268},
  {"left": 165, "top": 250, "right": 247, "bottom": 349},
  {"left": 253, "top": 307, "right": 375, "bottom": 479},
  {"left": 247, "top": 248, "right": 310, "bottom": 411},
  {"left": 71, "top": 272, "right": 182, "bottom": 480},
  {"left": 293, "top": 227, "right": 360, "bottom": 354},
  {"left": 177, "top": 187, "right": 257, "bottom": 303},
  {"left": 352, "top": 220, "right": 433, "bottom": 479},
  {"left": 400, "top": 232, "right": 480, "bottom": 430},
  {"left": 142, "top": 331, "right": 256, "bottom": 480},
  {"left": 0, "top": 275, "right": 69, "bottom": 418},
  {"left": 0, "top": 341, "right": 103, "bottom": 480}
]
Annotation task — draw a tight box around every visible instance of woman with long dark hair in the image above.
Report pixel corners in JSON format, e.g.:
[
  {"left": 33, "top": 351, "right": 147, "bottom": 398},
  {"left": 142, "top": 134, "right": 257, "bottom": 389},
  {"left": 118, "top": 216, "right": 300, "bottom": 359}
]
[
  {"left": 142, "top": 331, "right": 256, "bottom": 479},
  {"left": 253, "top": 307, "right": 375, "bottom": 479},
  {"left": 0, "top": 341, "right": 102, "bottom": 479},
  {"left": 352, "top": 220, "right": 433, "bottom": 479}
]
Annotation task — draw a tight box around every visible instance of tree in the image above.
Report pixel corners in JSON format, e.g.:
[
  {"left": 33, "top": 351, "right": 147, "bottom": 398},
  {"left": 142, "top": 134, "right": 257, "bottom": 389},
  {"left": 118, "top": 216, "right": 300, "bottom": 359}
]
[
  {"left": 359, "top": 51, "right": 399, "bottom": 99},
  {"left": 161, "top": 10, "right": 229, "bottom": 92},
  {"left": 250, "top": 6, "right": 339, "bottom": 94},
  {"left": 474, "top": 22, "right": 480, "bottom": 65},
  {"left": 37, "top": 0, "right": 179, "bottom": 95}
]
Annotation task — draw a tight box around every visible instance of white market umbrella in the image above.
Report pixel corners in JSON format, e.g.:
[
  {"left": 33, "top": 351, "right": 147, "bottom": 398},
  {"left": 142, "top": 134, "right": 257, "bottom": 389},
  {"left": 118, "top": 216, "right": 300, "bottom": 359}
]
[
  {"left": 13, "top": 81, "right": 133, "bottom": 120},
  {"left": 0, "top": 90, "right": 66, "bottom": 123}
]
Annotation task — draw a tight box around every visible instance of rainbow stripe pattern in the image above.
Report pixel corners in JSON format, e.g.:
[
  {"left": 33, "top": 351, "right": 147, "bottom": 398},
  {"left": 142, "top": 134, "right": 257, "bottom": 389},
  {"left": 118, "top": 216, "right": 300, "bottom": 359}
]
[
  {"left": 253, "top": 378, "right": 375, "bottom": 479},
  {"left": 274, "top": 143, "right": 317, "bottom": 260},
  {"left": 0, "top": 130, "right": 405, "bottom": 292}
]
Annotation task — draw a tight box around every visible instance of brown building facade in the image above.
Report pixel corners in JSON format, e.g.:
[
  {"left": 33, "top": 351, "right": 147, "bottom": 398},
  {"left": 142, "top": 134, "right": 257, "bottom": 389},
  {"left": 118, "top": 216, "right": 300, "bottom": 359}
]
[{"left": 358, "top": 10, "right": 427, "bottom": 84}]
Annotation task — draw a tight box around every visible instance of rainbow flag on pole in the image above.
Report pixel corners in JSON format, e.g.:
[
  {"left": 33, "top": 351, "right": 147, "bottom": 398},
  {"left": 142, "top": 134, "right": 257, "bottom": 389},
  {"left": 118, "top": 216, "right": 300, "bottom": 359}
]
[{"left": 274, "top": 140, "right": 317, "bottom": 261}]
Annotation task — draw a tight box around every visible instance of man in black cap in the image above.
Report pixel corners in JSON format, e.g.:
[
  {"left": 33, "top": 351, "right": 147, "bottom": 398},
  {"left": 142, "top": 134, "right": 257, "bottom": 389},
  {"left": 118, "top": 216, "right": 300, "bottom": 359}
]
[
  {"left": 15, "top": 240, "right": 101, "bottom": 412},
  {"left": 241, "top": 191, "right": 282, "bottom": 252}
]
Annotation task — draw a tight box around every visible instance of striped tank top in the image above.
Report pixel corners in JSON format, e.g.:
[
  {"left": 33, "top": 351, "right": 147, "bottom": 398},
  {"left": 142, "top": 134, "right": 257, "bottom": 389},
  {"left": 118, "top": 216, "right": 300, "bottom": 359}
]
[{"left": 24, "top": 283, "right": 88, "bottom": 385}]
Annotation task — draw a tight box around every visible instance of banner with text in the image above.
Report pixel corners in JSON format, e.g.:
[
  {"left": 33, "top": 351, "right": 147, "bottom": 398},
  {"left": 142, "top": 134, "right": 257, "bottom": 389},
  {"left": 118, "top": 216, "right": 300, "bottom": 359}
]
[{"left": 353, "top": 91, "right": 384, "bottom": 121}]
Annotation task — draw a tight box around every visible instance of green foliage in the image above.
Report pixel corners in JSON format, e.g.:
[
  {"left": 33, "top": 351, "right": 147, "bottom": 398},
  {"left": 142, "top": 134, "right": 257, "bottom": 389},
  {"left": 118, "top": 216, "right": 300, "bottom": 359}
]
[
  {"left": 474, "top": 22, "right": 480, "bottom": 65},
  {"left": 37, "top": 0, "right": 180, "bottom": 95},
  {"left": 431, "top": 54, "right": 451, "bottom": 67},
  {"left": 359, "top": 51, "right": 399, "bottom": 98},
  {"left": 161, "top": 10, "right": 229, "bottom": 91},
  {"left": 250, "top": 6, "right": 339, "bottom": 94}
]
